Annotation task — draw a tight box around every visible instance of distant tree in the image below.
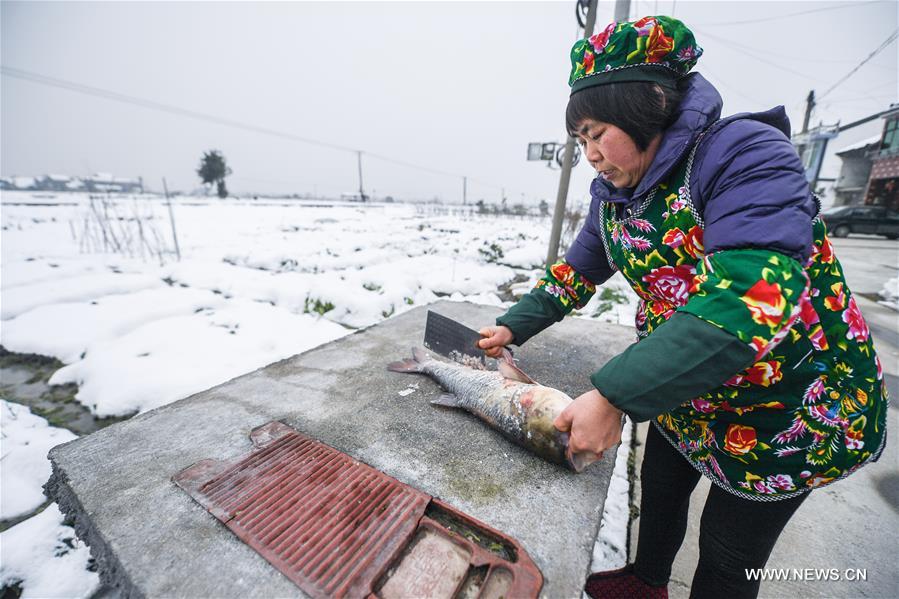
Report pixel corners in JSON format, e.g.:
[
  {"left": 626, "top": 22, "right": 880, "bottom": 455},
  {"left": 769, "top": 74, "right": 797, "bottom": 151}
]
[
  {"left": 539, "top": 199, "right": 549, "bottom": 217},
  {"left": 197, "top": 150, "right": 232, "bottom": 198},
  {"left": 512, "top": 203, "right": 527, "bottom": 216},
  {"left": 476, "top": 199, "right": 488, "bottom": 214}
]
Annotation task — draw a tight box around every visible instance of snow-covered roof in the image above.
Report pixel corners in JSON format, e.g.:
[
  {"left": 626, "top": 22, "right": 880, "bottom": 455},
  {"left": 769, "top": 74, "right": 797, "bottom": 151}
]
[
  {"left": 835, "top": 135, "right": 881, "bottom": 155},
  {"left": 12, "top": 176, "right": 36, "bottom": 187},
  {"left": 46, "top": 174, "right": 71, "bottom": 182}
]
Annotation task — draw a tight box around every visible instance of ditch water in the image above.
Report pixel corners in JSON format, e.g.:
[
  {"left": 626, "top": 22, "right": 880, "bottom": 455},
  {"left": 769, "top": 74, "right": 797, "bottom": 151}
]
[
  {"left": 0, "top": 347, "right": 134, "bottom": 533},
  {"left": 0, "top": 347, "right": 133, "bottom": 437}
]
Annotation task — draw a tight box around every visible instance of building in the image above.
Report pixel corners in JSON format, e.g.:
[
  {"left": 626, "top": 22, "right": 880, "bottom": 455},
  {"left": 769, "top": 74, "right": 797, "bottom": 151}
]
[
  {"left": 41, "top": 174, "right": 75, "bottom": 192},
  {"left": 0, "top": 173, "right": 142, "bottom": 193},
  {"left": 864, "top": 104, "right": 899, "bottom": 210},
  {"left": 833, "top": 136, "right": 880, "bottom": 207},
  {"left": 83, "top": 173, "right": 143, "bottom": 193},
  {"left": 793, "top": 125, "right": 839, "bottom": 191}
]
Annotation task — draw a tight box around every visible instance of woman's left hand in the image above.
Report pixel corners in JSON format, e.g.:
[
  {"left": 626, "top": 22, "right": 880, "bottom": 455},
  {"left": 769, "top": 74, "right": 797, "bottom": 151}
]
[{"left": 554, "top": 389, "right": 624, "bottom": 459}]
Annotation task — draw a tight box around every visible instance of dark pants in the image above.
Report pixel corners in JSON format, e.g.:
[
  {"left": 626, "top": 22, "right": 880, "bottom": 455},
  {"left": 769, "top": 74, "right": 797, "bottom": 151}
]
[{"left": 633, "top": 424, "right": 809, "bottom": 599}]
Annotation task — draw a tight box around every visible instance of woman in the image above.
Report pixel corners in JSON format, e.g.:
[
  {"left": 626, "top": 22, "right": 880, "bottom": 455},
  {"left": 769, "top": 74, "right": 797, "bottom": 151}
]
[{"left": 478, "top": 16, "right": 887, "bottom": 599}]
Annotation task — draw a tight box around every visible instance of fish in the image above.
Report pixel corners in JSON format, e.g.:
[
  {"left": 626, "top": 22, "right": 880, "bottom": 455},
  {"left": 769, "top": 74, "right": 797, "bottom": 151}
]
[{"left": 387, "top": 347, "right": 600, "bottom": 473}]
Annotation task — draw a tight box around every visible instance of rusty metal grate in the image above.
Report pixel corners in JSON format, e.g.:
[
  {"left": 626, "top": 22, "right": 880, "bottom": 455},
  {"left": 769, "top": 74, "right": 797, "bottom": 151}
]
[
  {"left": 174, "top": 422, "right": 429, "bottom": 598},
  {"left": 174, "top": 421, "right": 543, "bottom": 598}
]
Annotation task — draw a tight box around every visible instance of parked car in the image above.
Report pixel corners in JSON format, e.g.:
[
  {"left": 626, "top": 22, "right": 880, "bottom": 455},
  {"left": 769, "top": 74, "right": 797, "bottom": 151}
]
[{"left": 821, "top": 205, "right": 899, "bottom": 239}]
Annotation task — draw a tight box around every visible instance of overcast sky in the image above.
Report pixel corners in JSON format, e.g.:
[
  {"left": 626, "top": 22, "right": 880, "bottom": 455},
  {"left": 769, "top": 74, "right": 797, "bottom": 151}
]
[{"left": 2, "top": 1, "right": 897, "bottom": 203}]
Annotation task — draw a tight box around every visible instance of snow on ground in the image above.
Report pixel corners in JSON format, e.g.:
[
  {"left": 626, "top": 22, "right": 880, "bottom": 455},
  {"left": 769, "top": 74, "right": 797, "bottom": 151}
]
[
  {"left": 2, "top": 286, "right": 227, "bottom": 364},
  {"left": 0, "top": 400, "right": 76, "bottom": 520},
  {"left": 590, "top": 416, "right": 635, "bottom": 572},
  {"left": 2, "top": 191, "right": 634, "bottom": 418},
  {"left": 48, "top": 298, "right": 348, "bottom": 416},
  {"left": 0, "top": 401, "right": 98, "bottom": 598},
  {"left": 0, "top": 503, "right": 100, "bottom": 599}
]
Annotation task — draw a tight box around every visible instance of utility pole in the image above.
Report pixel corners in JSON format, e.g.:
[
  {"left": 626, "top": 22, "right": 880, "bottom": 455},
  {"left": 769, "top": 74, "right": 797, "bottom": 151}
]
[
  {"left": 794, "top": 90, "right": 816, "bottom": 167},
  {"left": 802, "top": 90, "right": 816, "bottom": 134},
  {"left": 546, "top": 0, "right": 604, "bottom": 265},
  {"left": 463, "top": 176, "right": 467, "bottom": 205},
  {"left": 356, "top": 151, "right": 366, "bottom": 201}
]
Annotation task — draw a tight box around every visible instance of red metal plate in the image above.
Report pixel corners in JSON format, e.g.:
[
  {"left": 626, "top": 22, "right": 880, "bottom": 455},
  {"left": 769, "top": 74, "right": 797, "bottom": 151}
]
[{"left": 173, "top": 421, "right": 543, "bottom": 598}]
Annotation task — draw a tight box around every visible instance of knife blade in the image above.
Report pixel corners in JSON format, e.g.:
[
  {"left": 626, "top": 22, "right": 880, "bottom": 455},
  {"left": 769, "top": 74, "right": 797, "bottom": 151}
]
[{"left": 423, "top": 310, "right": 487, "bottom": 365}]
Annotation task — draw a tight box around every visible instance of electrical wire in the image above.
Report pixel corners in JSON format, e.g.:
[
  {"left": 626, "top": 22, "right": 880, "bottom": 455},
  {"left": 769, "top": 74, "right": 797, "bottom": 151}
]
[
  {"left": 693, "top": 26, "right": 895, "bottom": 67},
  {"left": 0, "top": 66, "right": 357, "bottom": 154},
  {"left": 818, "top": 29, "right": 899, "bottom": 100},
  {"left": 692, "top": 28, "right": 826, "bottom": 83},
  {"left": 823, "top": 94, "right": 897, "bottom": 105},
  {"left": 692, "top": 1, "right": 882, "bottom": 27},
  {"left": 699, "top": 64, "right": 769, "bottom": 108},
  {"left": 1, "top": 65, "right": 535, "bottom": 200}
]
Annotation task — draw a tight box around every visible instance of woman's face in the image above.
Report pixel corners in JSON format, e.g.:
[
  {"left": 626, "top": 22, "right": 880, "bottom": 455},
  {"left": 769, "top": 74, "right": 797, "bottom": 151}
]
[{"left": 574, "top": 119, "right": 661, "bottom": 189}]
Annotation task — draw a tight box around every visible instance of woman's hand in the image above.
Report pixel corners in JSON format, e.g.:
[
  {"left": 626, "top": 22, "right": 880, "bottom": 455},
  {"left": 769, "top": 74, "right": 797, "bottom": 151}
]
[
  {"left": 478, "top": 325, "right": 514, "bottom": 358},
  {"left": 554, "top": 389, "right": 623, "bottom": 460}
]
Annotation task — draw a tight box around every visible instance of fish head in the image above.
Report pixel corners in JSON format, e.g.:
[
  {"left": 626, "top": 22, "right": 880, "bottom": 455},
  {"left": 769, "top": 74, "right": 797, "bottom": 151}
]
[{"left": 523, "top": 388, "right": 603, "bottom": 473}]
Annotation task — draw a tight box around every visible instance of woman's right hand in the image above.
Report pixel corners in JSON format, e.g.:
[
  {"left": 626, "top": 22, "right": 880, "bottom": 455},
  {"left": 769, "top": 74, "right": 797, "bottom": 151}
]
[{"left": 478, "top": 325, "right": 514, "bottom": 358}]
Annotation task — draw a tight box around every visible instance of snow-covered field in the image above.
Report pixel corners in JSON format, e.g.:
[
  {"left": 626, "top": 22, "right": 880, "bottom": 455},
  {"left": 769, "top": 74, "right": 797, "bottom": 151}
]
[{"left": 0, "top": 190, "right": 638, "bottom": 596}]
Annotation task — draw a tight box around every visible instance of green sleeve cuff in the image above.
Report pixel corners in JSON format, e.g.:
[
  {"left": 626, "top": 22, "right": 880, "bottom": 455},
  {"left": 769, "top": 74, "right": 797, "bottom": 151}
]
[
  {"left": 496, "top": 260, "right": 596, "bottom": 345},
  {"left": 591, "top": 312, "right": 756, "bottom": 422},
  {"left": 496, "top": 287, "right": 566, "bottom": 345}
]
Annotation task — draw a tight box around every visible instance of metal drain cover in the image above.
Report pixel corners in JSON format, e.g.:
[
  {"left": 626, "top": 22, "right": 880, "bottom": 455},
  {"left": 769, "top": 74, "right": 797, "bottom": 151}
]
[{"left": 173, "top": 421, "right": 543, "bottom": 598}]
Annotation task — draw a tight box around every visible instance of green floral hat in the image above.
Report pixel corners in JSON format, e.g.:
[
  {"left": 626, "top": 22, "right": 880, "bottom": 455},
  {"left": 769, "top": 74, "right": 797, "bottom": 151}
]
[{"left": 569, "top": 15, "right": 702, "bottom": 94}]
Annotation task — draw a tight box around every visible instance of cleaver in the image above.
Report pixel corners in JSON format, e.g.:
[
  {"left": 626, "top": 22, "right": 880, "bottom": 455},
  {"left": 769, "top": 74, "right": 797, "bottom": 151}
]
[{"left": 423, "top": 310, "right": 487, "bottom": 366}]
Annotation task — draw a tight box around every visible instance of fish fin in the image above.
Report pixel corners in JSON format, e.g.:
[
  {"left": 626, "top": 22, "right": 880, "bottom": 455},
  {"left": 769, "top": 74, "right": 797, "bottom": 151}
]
[
  {"left": 568, "top": 449, "right": 602, "bottom": 473},
  {"left": 387, "top": 359, "right": 421, "bottom": 373},
  {"left": 497, "top": 359, "right": 538, "bottom": 385},
  {"left": 388, "top": 347, "right": 431, "bottom": 373},
  {"left": 430, "top": 393, "right": 461, "bottom": 408}
]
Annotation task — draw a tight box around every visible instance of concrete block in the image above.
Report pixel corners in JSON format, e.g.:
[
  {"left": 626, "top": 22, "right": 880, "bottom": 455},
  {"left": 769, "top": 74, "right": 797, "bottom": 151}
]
[{"left": 47, "top": 301, "right": 637, "bottom": 598}]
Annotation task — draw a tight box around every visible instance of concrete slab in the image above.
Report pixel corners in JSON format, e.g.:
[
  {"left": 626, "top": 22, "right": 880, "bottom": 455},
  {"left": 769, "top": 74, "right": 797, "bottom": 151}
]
[{"left": 46, "top": 301, "right": 636, "bottom": 598}]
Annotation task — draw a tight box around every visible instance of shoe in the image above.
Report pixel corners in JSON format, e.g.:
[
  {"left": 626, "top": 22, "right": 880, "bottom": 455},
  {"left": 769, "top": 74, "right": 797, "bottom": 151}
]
[{"left": 585, "top": 564, "right": 668, "bottom": 599}]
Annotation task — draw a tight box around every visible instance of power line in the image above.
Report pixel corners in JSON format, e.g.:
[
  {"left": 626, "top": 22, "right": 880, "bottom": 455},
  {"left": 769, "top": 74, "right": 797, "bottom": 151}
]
[
  {"left": 693, "top": 25, "right": 896, "bottom": 67},
  {"left": 692, "top": 28, "right": 826, "bottom": 83},
  {"left": 823, "top": 93, "right": 897, "bottom": 105},
  {"left": 819, "top": 29, "right": 899, "bottom": 100},
  {"left": 1, "top": 65, "right": 533, "bottom": 200},
  {"left": 699, "top": 64, "right": 769, "bottom": 108},
  {"left": 360, "top": 152, "right": 463, "bottom": 180},
  {"left": 0, "top": 66, "right": 356, "bottom": 154},
  {"left": 693, "top": 1, "right": 882, "bottom": 27}
]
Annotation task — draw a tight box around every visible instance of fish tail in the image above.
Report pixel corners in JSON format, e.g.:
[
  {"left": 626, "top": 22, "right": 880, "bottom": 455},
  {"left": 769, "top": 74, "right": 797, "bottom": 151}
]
[
  {"left": 412, "top": 346, "right": 433, "bottom": 363},
  {"left": 387, "top": 347, "right": 431, "bottom": 373}
]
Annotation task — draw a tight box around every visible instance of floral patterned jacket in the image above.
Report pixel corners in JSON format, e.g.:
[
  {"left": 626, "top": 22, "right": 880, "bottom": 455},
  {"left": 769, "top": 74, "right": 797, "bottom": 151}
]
[{"left": 497, "top": 74, "right": 888, "bottom": 500}]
